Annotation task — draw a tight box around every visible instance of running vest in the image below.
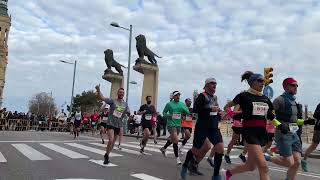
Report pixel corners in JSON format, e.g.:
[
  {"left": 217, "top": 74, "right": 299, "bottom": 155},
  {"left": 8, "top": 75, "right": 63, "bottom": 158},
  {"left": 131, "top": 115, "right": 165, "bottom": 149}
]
[{"left": 275, "top": 95, "right": 301, "bottom": 123}]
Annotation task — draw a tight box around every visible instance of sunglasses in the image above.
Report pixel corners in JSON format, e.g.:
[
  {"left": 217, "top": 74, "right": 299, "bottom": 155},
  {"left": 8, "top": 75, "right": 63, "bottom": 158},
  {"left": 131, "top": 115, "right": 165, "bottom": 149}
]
[
  {"left": 256, "top": 79, "right": 264, "bottom": 83},
  {"left": 289, "top": 84, "right": 298, "bottom": 87}
]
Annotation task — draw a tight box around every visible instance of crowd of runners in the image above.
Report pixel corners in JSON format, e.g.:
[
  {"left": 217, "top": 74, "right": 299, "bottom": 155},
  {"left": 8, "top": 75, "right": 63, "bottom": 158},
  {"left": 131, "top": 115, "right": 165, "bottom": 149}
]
[{"left": 67, "top": 71, "right": 320, "bottom": 180}]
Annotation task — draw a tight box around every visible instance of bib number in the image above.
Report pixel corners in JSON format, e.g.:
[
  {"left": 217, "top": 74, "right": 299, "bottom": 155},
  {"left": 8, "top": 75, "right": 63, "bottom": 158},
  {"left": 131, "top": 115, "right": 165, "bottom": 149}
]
[
  {"left": 185, "top": 116, "right": 193, "bottom": 121},
  {"left": 252, "top": 102, "right": 269, "bottom": 116},
  {"left": 145, "top": 114, "right": 152, "bottom": 121},
  {"left": 289, "top": 124, "right": 299, "bottom": 133},
  {"left": 210, "top": 112, "right": 218, "bottom": 116},
  {"left": 172, "top": 113, "right": 181, "bottom": 120},
  {"left": 113, "top": 106, "right": 125, "bottom": 118}
]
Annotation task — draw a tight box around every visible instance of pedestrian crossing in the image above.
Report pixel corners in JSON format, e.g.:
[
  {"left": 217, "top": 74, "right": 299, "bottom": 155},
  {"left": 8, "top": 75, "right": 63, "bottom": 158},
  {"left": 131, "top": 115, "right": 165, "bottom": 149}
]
[{"left": 0, "top": 140, "right": 245, "bottom": 164}]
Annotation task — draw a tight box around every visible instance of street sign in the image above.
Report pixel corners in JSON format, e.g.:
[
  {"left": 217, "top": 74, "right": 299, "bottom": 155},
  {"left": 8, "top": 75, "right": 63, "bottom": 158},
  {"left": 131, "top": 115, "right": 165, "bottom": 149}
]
[{"left": 263, "top": 85, "right": 274, "bottom": 99}]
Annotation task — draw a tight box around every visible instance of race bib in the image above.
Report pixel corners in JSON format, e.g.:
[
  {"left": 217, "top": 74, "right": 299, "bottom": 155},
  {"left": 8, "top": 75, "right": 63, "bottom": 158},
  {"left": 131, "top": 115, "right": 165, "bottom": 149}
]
[
  {"left": 185, "top": 116, "right": 193, "bottom": 121},
  {"left": 102, "top": 117, "right": 108, "bottom": 121},
  {"left": 92, "top": 122, "right": 96, "bottom": 125},
  {"left": 252, "top": 102, "right": 269, "bottom": 116},
  {"left": 210, "top": 112, "right": 218, "bottom": 116},
  {"left": 145, "top": 114, "right": 152, "bottom": 121},
  {"left": 113, "top": 105, "right": 125, "bottom": 118},
  {"left": 289, "top": 123, "right": 299, "bottom": 133},
  {"left": 172, "top": 112, "right": 181, "bottom": 120}
]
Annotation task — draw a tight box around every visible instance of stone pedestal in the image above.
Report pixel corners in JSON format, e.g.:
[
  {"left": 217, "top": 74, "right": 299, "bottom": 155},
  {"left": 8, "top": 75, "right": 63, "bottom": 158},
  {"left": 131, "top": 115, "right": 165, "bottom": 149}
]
[
  {"left": 102, "top": 70, "right": 124, "bottom": 99},
  {"left": 133, "top": 62, "right": 159, "bottom": 108}
]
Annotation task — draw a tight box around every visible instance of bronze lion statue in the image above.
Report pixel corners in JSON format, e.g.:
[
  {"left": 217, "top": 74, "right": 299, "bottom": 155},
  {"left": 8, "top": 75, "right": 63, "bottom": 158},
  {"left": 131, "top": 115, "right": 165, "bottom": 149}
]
[
  {"left": 104, "top": 49, "right": 126, "bottom": 75},
  {"left": 135, "top": 34, "right": 162, "bottom": 64}
]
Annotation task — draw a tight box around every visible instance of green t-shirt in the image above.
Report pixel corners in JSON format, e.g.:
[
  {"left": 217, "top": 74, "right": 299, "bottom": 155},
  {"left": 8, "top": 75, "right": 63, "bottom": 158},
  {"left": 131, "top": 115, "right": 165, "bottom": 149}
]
[{"left": 163, "top": 100, "right": 190, "bottom": 127}]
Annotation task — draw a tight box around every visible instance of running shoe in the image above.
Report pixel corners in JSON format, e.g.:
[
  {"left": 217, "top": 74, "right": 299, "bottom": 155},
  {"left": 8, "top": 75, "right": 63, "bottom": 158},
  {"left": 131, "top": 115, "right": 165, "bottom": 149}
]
[
  {"left": 301, "top": 159, "right": 309, "bottom": 172},
  {"left": 207, "top": 157, "right": 215, "bottom": 167},
  {"left": 239, "top": 154, "right": 247, "bottom": 163},
  {"left": 103, "top": 153, "right": 109, "bottom": 165},
  {"left": 212, "top": 175, "right": 222, "bottom": 180},
  {"left": 140, "top": 148, "right": 145, "bottom": 155},
  {"left": 224, "top": 155, "right": 232, "bottom": 164},
  {"left": 101, "top": 139, "right": 105, "bottom": 144},
  {"left": 176, "top": 157, "right": 182, "bottom": 165},
  {"left": 180, "top": 166, "right": 188, "bottom": 180},
  {"left": 188, "top": 158, "right": 204, "bottom": 175},
  {"left": 154, "top": 140, "right": 158, "bottom": 144},
  {"left": 118, "top": 144, "right": 122, "bottom": 150},
  {"left": 160, "top": 147, "right": 167, "bottom": 157}
]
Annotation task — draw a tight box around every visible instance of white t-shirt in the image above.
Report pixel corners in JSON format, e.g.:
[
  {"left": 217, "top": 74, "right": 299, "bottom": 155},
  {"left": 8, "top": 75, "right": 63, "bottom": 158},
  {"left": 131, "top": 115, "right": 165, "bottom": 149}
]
[{"left": 134, "top": 115, "right": 142, "bottom": 124}]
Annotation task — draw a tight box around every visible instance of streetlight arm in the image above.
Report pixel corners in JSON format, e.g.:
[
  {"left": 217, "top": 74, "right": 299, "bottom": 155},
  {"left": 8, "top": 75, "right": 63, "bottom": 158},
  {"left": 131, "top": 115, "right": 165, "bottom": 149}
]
[{"left": 119, "top": 26, "right": 130, "bottom": 31}]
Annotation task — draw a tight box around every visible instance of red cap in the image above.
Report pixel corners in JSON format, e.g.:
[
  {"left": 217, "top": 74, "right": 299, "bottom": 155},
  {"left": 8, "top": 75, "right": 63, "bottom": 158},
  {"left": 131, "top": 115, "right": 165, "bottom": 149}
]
[{"left": 283, "top": 78, "right": 298, "bottom": 89}]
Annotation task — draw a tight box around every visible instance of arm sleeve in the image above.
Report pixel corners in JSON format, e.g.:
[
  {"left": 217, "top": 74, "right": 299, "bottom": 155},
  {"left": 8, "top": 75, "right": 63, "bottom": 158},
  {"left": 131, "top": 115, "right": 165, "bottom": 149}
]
[
  {"left": 162, "top": 103, "right": 170, "bottom": 116},
  {"left": 313, "top": 103, "right": 320, "bottom": 119},
  {"left": 193, "top": 93, "right": 211, "bottom": 114},
  {"left": 232, "top": 93, "right": 242, "bottom": 105}
]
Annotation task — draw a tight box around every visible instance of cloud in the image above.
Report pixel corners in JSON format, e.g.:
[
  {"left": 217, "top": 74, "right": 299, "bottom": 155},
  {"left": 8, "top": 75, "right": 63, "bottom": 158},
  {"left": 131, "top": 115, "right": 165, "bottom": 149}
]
[{"left": 3, "top": 0, "right": 320, "bottom": 113}]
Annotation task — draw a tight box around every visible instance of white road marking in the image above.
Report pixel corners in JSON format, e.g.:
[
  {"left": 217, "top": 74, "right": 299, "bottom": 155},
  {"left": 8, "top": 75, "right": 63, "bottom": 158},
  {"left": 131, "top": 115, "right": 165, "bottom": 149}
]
[
  {"left": 0, "top": 151, "right": 7, "bottom": 162},
  {"left": 40, "top": 143, "right": 88, "bottom": 159},
  {"left": 0, "top": 140, "right": 101, "bottom": 143},
  {"left": 65, "top": 143, "right": 122, "bottom": 157},
  {"left": 12, "top": 144, "right": 51, "bottom": 161},
  {"left": 90, "top": 143, "right": 152, "bottom": 156},
  {"left": 131, "top": 173, "right": 163, "bottom": 180},
  {"left": 120, "top": 143, "right": 173, "bottom": 154},
  {"left": 89, "top": 159, "right": 117, "bottom": 167}
]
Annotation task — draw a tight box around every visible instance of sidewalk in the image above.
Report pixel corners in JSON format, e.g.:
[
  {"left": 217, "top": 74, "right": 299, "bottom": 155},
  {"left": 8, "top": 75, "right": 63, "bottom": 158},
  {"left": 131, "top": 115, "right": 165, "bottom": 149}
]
[{"left": 123, "top": 133, "right": 320, "bottom": 159}]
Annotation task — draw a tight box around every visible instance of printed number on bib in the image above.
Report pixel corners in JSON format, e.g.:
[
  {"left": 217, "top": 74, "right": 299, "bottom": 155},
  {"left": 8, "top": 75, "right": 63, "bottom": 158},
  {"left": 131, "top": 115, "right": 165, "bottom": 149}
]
[
  {"left": 113, "top": 106, "right": 125, "bottom": 118},
  {"left": 172, "top": 112, "right": 181, "bottom": 120},
  {"left": 289, "top": 124, "right": 299, "bottom": 133},
  {"left": 185, "top": 116, "right": 193, "bottom": 121},
  {"left": 210, "top": 112, "right": 218, "bottom": 116},
  {"left": 252, "top": 102, "right": 269, "bottom": 116},
  {"left": 145, "top": 114, "right": 152, "bottom": 121}
]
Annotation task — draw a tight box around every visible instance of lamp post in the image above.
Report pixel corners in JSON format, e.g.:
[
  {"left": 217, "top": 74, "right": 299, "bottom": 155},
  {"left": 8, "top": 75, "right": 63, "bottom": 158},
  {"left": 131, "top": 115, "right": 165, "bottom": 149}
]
[
  {"left": 110, "top": 22, "right": 133, "bottom": 103},
  {"left": 59, "top": 60, "right": 77, "bottom": 115}
]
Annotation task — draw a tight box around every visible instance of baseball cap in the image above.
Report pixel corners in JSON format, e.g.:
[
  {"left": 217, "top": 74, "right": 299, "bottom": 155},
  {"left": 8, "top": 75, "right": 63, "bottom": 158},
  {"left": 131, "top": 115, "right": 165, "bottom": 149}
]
[
  {"left": 204, "top": 78, "right": 217, "bottom": 88},
  {"left": 283, "top": 78, "right": 298, "bottom": 89}
]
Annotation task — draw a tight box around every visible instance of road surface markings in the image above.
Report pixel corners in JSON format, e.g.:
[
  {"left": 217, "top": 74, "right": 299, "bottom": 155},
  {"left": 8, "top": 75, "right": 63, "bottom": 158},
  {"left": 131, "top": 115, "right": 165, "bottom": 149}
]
[
  {"left": 131, "top": 173, "right": 163, "bottom": 180},
  {"left": 12, "top": 144, "right": 51, "bottom": 161},
  {"left": 0, "top": 152, "right": 7, "bottom": 163},
  {"left": 56, "top": 178, "right": 103, "bottom": 180},
  {"left": 120, "top": 143, "right": 173, "bottom": 154},
  {"left": 40, "top": 143, "right": 88, "bottom": 159},
  {"left": 65, "top": 143, "right": 122, "bottom": 157},
  {"left": 0, "top": 140, "right": 101, "bottom": 143},
  {"left": 89, "top": 159, "right": 117, "bottom": 167},
  {"left": 90, "top": 143, "right": 152, "bottom": 156}
]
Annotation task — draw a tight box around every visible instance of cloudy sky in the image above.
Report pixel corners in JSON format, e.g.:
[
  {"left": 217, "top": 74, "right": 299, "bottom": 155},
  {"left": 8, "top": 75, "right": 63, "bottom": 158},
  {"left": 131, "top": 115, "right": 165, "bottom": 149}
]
[{"left": 4, "top": 0, "right": 320, "bottom": 113}]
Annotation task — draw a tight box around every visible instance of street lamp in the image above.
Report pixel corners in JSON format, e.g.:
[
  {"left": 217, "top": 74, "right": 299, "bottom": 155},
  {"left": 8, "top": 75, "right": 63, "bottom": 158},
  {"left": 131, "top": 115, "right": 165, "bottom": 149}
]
[
  {"left": 59, "top": 60, "right": 77, "bottom": 115},
  {"left": 110, "top": 21, "right": 133, "bottom": 103}
]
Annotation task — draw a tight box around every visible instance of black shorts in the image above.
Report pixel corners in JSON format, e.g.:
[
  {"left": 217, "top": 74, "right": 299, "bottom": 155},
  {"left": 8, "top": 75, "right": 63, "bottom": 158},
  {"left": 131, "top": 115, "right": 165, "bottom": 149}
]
[
  {"left": 74, "top": 121, "right": 81, "bottom": 128},
  {"left": 142, "top": 125, "right": 152, "bottom": 132},
  {"left": 267, "top": 133, "right": 274, "bottom": 142},
  {"left": 182, "top": 127, "right": 193, "bottom": 134},
  {"left": 99, "top": 122, "right": 107, "bottom": 129},
  {"left": 134, "top": 123, "right": 141, "bottom": 128},
  {"left": 106, "top": 125, "right": 120, "bottom": 136},
  {"left": 193, "top": 126, "right": 223, "bottom": 149},
  {"left": 91, "top": 122, "right": 97, "bottom": 127},
  {"left": 242, "top": 127, "right": 268, "bottom": 146},
  {"left": 232, "top": 127, "right": 243, "bottom": 135}
]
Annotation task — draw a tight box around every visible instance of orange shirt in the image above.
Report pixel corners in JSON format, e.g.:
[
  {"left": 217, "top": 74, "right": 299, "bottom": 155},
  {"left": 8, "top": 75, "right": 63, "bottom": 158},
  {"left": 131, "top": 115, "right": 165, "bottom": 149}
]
[{"left": 182, "top": 115, "right": 193, "bottom": 128}]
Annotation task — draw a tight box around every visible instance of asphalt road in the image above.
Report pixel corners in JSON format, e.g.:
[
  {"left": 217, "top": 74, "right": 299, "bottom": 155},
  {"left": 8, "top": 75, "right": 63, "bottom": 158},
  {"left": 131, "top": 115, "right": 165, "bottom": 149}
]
[{"left": 0, "top": 131, "right": 320, "bottom": 180}]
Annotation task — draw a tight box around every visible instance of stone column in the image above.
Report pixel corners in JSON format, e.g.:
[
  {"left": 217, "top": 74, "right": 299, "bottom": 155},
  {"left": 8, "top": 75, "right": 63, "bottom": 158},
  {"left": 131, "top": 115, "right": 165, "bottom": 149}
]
[
  {"left": 102, "top": 71, "right": 124, "bottom": 99},
  {"left": 133, "top": 63, "right": 159, "bottom": 108}
]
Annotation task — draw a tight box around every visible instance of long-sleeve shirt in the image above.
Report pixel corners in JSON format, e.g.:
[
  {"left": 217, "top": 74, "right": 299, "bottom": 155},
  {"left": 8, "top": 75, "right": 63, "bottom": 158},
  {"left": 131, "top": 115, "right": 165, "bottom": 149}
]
[{"left": 163, "top": 101, "right": 190, "bottom": 127}]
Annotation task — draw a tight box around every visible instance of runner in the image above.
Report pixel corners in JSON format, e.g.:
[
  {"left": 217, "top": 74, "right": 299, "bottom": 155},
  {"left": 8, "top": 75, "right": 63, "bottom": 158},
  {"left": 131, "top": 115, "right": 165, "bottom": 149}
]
[
  {"left": 221, "top": 105, "right": 247, "bottom": 165},
  {"left": 179, "top": 98, "right": 195, "bottom": 155},
  {"left": 99, "top": 105, "right": 109, "bottom": 144},
  {"left": 264, "top": 78, "right": 313, "bottom": 180},
  {"left": 302, "top": 102, "right": 320, "bottom": 172},
  {"left": 73, "top": 109, "right": 82, "bottom": 139},
  {"left": 95, "top": 85, "right": 130, "bottom": 165},
  {"left": 222, "top": 71, "right": 274, "bottom": 180},
  {"left": 160, "top": 91, "right": 190, "bottom": 165},
  {"left": 151, "top": 113, "right": 158, "bottom": 144},
  {"left": 138, "top": 96, "right": 157, "bottom": 154},
  {"left": 180, "top": 78, "right": 224, "bottom": 180},
  {"left": 133, "top": 111, "right": 142, "bottom": 139},
  {"left": 90, "top": 111, "right": 99, "bottom": 135}
]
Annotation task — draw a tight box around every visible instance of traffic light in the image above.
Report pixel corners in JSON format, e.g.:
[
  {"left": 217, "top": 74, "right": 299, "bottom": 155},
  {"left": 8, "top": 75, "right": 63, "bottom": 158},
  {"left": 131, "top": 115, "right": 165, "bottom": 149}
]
[{"left": 264, "top": 67, "right": 273, "bottom": 86}]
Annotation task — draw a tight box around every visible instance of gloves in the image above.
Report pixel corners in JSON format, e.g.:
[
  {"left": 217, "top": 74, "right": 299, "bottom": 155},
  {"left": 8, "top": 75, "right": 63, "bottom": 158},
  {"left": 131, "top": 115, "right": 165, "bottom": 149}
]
[{"left": 297, "top": 119, "right": 305, "bottom": 126}]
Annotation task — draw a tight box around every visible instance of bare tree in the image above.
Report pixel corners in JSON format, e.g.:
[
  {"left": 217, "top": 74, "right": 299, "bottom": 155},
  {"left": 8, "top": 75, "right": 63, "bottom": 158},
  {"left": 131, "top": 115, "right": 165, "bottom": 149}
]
[{"left": 28, "top": 92, "right": 57, "bottom": 117}]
